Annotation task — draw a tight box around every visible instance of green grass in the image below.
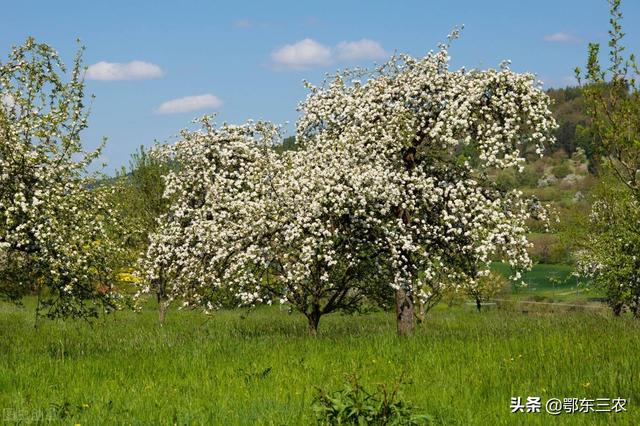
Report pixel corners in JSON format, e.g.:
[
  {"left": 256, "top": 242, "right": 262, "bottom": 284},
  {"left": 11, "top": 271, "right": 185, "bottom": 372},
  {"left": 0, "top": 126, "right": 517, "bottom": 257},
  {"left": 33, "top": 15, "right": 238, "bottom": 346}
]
[
  {"left": 1, "top": 299, "right": 638, "bottom": 425},
  {"left": 492, "top": 263, "right": 597, "bottom": 302}
]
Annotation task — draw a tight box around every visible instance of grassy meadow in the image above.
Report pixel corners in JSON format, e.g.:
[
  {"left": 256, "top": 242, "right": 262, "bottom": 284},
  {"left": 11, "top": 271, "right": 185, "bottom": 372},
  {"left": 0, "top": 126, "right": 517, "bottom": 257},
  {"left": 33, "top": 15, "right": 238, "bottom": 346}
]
[
  {"left": 1, "top": 281, "right": 638, "bottom": 425},
  {"left": 492, "top": 263, "right": 595, "bottom": 302}
]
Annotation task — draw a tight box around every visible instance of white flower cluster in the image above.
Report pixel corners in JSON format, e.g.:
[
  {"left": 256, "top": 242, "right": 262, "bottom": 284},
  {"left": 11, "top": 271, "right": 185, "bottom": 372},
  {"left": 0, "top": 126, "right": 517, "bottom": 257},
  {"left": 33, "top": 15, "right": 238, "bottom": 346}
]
[
  {"left": 295, "top": 39, "right": 556, "bottom": 296},
  {"left": 140, "top": 39, "right": 556, "bottom": 323},
  {"left": 0, "top": 38, "right": 125, "bottom": 317}
]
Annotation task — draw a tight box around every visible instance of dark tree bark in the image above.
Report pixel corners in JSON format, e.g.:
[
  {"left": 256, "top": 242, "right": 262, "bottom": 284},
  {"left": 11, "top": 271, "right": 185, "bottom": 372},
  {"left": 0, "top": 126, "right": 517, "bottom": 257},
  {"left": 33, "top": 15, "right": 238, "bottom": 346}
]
[
  {"left": 34, "top": 285, "right": 42, "bottom": 329},
  {"left": 612, "top": 301, "right": 624, "bottom": 317},
  {"left": 306, "top": 309, "right": 321, "bottom": 336}
]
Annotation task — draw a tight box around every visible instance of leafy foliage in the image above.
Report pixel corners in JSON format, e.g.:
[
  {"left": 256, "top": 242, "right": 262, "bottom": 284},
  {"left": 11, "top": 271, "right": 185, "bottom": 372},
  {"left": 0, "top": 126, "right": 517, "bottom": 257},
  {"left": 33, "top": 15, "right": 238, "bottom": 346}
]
[
  {"left": 114, "top": 145, "right": 169, "bottom": 252},
  {"left": 576, "top": 176, "right": 640, "bottom": 316},
  {"left": 312, "top": 375, "right": 430, "bottom": 425},
  {"left": 575, "top": 0, "right": 640, "bottom": 316},
  {"left": 576, "top": 0, "right": 640, "bottom": 192}
]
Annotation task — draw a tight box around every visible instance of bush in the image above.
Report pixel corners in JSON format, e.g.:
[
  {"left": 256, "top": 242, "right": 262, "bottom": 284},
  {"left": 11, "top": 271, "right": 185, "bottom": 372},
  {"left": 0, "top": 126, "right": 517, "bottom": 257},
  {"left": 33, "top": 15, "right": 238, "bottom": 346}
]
[
  {"left": 516, "top": 166, "right": 540, "bottom": 187},
  {"left": 495, "top": 170, "right": 517, "bottom": 192},
  {"left": 551, "top": 163, "right": 571, "bottom": 179},
  {"left": 551, "top": 149, "right": 569, "bottom": 163},
  {"left": 312, "top": 375, "right": 430, "bottom": 425},
  {"left": 529, "top": 186, "right": 564, "bottom": 202},
  {"left": 528, "top": 234, "right": 569, "bottom": 264}
]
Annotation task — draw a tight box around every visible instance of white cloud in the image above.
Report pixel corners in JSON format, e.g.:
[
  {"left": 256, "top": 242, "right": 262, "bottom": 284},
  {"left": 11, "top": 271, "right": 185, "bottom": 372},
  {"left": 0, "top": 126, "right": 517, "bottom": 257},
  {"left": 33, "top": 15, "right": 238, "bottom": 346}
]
[
  {"left": 270, "top": 39, "right": 332, "bottom": 70},
  {"left": 155, "top": 94, "right": 223, "bottom": 114},
  {"left": 234, "top": 19, "right": 252, "bottom": 28},
  {"left": 86, "top": 61, "right": 164, "bottom": 81},
  {"left": 336, "top": 39, "right": 387, "bottom": 61},
  {"left": 270, "top": 38, "right": 389, "bottom": 71},
  {"left": 543, "top": 32, "right": 581, "bottom": 44}
]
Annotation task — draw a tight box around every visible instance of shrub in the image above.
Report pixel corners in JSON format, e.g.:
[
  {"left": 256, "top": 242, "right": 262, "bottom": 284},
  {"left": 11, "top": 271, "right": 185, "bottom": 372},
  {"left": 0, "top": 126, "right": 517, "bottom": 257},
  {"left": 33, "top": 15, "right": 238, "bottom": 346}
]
[
  {"left": 551, "top": 163, "right": 571, "bottom": 179},
  {"left": 528, "top": 234, "right": 569, "bottom": 264},
  {"left": 312, "top": 375, "right": 430, "bottom": 425},
  {"left": 466, "top": 270, "right": 510, "bottom": 311},
  {"left": 494, "top": 170, "right": 517, "bottom": 192},
  {"left": 531, "top": 186, "right": 564, "bottom": 202},
  {"left": 516, "top": 166, "right": 540, "bottom": 187}
]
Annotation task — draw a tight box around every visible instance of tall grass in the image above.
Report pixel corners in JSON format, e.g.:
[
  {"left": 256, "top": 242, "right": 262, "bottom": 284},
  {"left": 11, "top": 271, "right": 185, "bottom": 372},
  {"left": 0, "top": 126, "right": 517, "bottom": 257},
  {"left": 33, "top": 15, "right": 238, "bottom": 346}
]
[{"left": 0, "top": 301, "right": 637, "bottom": 425}]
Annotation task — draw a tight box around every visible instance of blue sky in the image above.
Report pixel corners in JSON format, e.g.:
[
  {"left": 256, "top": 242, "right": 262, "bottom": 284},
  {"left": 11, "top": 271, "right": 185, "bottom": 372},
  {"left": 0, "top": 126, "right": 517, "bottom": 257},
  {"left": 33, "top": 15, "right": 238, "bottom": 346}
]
[{"left": 1, "top": 0, "right": 638, "bottom": 172}]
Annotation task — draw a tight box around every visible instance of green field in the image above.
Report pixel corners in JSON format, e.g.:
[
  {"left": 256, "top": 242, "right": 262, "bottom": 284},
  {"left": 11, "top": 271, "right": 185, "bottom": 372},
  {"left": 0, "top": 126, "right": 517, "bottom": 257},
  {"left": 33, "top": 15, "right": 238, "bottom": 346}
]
[
  {"left": 1, "top": 294, "right": 638, "bottom": 425},
  {"left": 492, "top": 263, "right": 597, "bottom": 301}
]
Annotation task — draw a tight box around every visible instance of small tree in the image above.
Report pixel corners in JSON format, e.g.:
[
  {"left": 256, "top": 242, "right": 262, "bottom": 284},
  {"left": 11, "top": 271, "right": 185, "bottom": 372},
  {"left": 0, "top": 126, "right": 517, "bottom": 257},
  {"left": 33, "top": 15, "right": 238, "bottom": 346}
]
[
  {"left": 576, "top": 178, "right": 640, "bottom": 316},
  {"left": 109, "top": 145, "right": 169, "bottom": 314},
  {"left": 114, "top": 145, "right": 169, "bottom": 251},
  {"left": 575, "top": 0, "right": 640, "bottom": 315},
  {"left": 264, "top": 138, "right": 396, "bottom": 334},
  {"left": 138, "top": 119, "right": 315, "bottom": 325},
  {"left": 466, "top": 271, "right": 509, "bottom": 312},
  {"left": 0, "top": 38, "right": 125, "bottom": 321},
  {"left": 576, "top": 0, "right": 640, "bottom": 192},
  {"left": 138, "top": 119, "right": 394, "bottom": 333}
]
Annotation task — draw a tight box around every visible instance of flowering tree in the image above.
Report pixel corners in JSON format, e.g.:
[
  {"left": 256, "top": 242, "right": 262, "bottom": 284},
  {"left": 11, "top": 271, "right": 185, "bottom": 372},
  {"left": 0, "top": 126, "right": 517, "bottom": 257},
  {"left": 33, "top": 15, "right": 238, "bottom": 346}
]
[
  {"left": 296, "top": 30, "right": 556, "bottom": 334},
  {"left": 0, "top": 38, "right": 124, "bottom": 321},
  {"left": 265, "top": 138, "right": 398, "bottom": 334},
  {"left": 137, "top": 119, "right": 283, "bottom": 324},
  {"left": 138, "top": 119, "right": 394, "bottom": 333},
  {"left": 576, "top": 179, "right": 640, "bottom": 316},
  {"left": 574, "top": 0, "right": 640, "bottom": 316}
]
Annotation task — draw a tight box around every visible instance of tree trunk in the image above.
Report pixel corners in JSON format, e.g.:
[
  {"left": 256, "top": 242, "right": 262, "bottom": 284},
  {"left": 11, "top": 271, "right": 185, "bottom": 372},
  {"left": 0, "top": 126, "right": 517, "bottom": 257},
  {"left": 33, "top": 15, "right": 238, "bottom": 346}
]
[
  {"left": 394, "top": 145, "right": 417, "bottom": 337},
  {"left": 158, "top": 299, "right": 168, "bottom": 326},
  {"left": 307, "top": 311, "right": 321, "bottom": 336},
  {"left": 475, "top": 295, "right": 482, "bottom": 312},
  {"left": 633, "top": 294, "right": 640, "bottom": 319},
  {"left": 612, "top": 301, "right": 624, "bottom": 317},
  {"left": 157, "top": 288, "right": 169, "bottom": 326},
  {"left": 34, "top": 286, "right": 42, "bottom": 330},
  {"left": 631, "top": 298, "right": 640, "bottom": 319},
  {"left": 156, "top": 273, "right": 169, "bottom": 326},
  {"left": 416, "top": 300, "right": 426, "bottom": 324},
  {"left": 396, "top": 288, "right": 414, "bottom": 336}
]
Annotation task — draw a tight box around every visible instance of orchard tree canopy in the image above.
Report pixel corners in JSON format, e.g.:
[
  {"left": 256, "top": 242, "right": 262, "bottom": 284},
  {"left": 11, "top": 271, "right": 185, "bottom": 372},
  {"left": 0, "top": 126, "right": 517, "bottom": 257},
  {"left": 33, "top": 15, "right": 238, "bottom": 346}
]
[
  {"left": 296, "top": 30, "right": 555, "bottom": 334},
  {"left": 0, "top": 38, "right": 125, "bottom": 319},
  {"left": 138, "top": 119, "right": 284, "bottom": 316}
]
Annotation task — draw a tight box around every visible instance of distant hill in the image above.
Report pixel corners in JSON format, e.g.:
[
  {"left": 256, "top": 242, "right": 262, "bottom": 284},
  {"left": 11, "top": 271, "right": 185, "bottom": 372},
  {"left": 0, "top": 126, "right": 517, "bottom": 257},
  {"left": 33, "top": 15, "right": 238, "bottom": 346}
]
[{"left": 545, "top": 86, "right": 597, "bottom": 168}]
